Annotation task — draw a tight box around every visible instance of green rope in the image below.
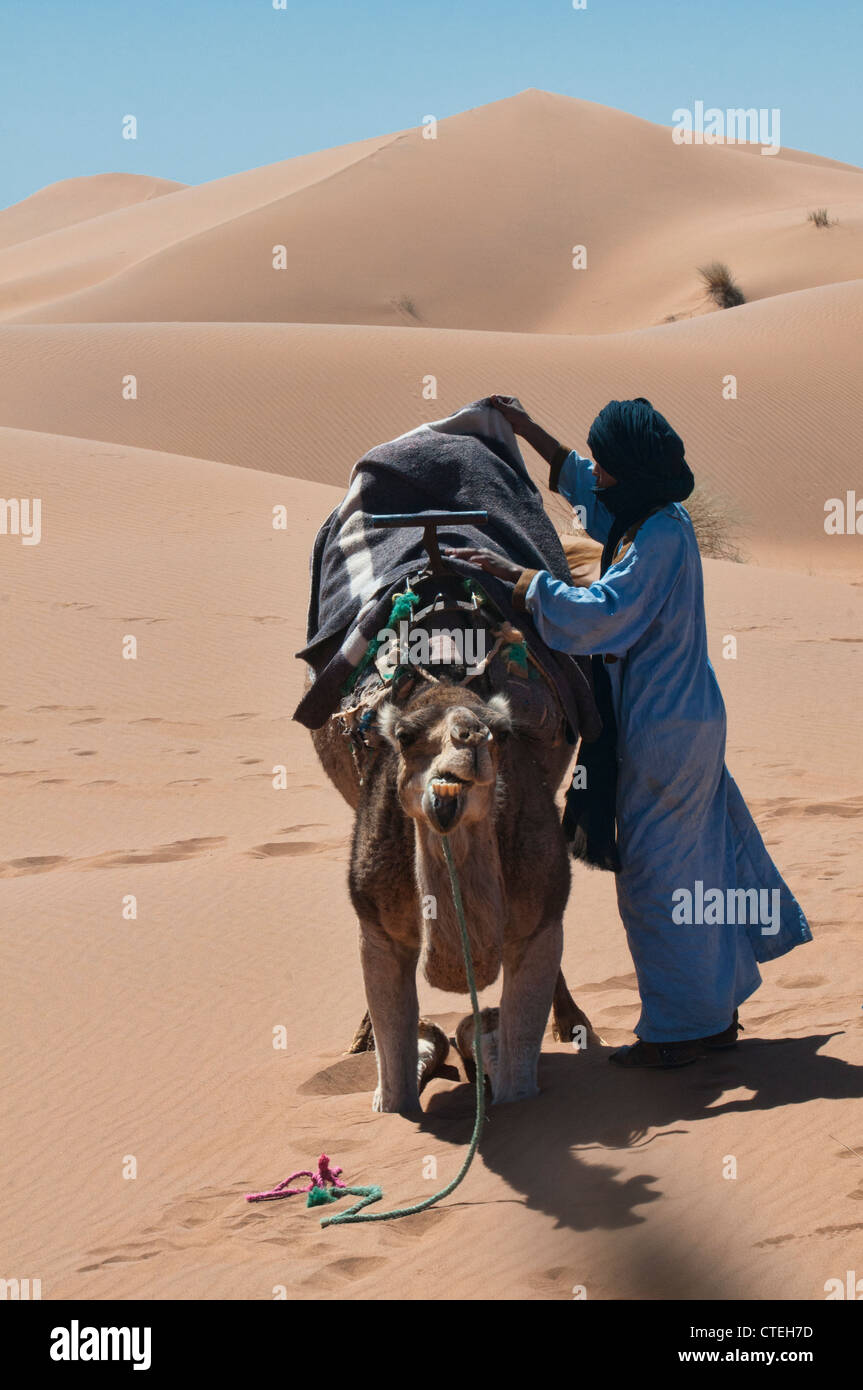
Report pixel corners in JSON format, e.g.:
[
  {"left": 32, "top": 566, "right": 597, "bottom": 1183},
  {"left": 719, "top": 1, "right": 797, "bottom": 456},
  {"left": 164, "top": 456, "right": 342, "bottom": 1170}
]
[
  {"left": 342, "top": 588, "right": 419, "bottom": 694},
  {"left": 321, "top": 833, "right": 486, "bottom": 1227}
]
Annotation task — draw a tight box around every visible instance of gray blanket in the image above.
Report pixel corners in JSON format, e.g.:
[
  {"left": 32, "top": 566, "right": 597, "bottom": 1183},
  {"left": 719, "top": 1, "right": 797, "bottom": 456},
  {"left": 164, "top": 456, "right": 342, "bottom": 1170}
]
[{"left": 293, "top": 399, "right": 599, "bottom": 739}]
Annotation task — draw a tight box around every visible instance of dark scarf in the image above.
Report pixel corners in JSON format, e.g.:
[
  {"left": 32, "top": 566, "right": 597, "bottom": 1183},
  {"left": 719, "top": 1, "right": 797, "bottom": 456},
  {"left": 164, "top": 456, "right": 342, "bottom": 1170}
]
[{"left": 562, "top": 399, "right": 694, "bottom": 871}]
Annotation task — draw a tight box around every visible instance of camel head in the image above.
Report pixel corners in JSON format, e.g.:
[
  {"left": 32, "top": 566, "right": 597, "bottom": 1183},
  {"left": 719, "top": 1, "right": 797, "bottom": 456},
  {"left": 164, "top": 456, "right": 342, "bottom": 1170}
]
[{"left": 378, "top": 685, "right": 512, "bottom": 835}]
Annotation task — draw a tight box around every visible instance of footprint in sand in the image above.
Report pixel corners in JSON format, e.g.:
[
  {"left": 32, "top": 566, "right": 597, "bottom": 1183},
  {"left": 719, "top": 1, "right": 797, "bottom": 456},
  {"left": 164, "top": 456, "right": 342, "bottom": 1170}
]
[
  {"left": 30, "top": 704, "right": 96, "bottom": 713},
  {"left": 299, "top": 1257, "right": 388, "bottom": 1290},
  {"left": 776, "top": 975, "right": 828, "bottom": 989},
  {"left": 88, "top": 836, "right": 226, "bottom": 868},
  {"left": 77, "top": 1188, "right": 249, "bottom": 1272},
  {"left": 248, "top": 840, "right": 341, "bottom": 858},
  {"left": 528, "top": 1265, "right": 582, "bottom": 1298},
  {"left": 1, "top": 855, "right": 68, "bottom": 877},
  {"left": 578, "top": 972, "right": 640, "bottom": 995},
  {"left": 299, "top": 1053, "right": 378, "bottom": 1097}
]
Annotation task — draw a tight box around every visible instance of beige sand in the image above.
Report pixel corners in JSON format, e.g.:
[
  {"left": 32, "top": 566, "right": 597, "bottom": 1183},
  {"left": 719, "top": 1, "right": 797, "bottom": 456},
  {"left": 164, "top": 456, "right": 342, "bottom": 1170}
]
[{"left": 1, "top": 91, "right": 861, "bottom": 1301}]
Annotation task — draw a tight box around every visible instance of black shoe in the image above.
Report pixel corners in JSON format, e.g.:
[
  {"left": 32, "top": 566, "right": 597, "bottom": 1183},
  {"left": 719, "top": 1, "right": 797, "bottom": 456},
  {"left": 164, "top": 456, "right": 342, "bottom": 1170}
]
[
  {"left": 609, "top": 1039, "right": 702, "bottom": 1069},
  {"left": 699, "top": 1009, "right": 742, "bottom": 1050}
]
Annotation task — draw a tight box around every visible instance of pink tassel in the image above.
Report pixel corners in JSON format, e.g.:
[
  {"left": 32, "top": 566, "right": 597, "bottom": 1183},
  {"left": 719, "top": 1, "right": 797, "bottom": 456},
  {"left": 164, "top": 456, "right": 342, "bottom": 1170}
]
[{"left": 245, "top": 1152, "right": 347, "bottom": 1203}]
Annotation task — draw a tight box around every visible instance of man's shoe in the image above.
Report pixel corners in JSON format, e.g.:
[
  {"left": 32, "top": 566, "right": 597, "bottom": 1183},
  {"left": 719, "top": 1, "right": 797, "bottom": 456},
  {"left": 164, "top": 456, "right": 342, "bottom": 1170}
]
[
  {"left": 699, "top": 1009, "right": 742, "bottom": 1051},
  {"left": 609, "top": 1039, "right": 702, "bottom": 1069}
]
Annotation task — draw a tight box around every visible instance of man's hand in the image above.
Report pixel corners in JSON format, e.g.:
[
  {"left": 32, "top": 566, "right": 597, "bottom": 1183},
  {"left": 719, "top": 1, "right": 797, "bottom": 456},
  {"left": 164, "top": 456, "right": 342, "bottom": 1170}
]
[
  {"left": 489, "top": 394, "right": 564, "bottom": 468},
  {"left": 443, "top": 546, "right": 524, "bottom": 584},
  {"left": 489, "top": 395, "right": 534, "bottom": 437}
]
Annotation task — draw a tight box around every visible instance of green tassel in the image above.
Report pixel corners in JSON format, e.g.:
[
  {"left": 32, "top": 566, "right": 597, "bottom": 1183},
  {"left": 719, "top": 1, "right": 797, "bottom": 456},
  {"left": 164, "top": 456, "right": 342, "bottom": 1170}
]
[
  {"left": 389, "top": 590, "right": 419, "bottom": 624},
  {"left": 502, "top": 641, "right": 529, "bottom": 672},
  {"left": 342, "top": 589, "right": 419, "bottom": 694},
  {"left": 306, "top": 1185, "right": 338, "bottom": 1207}
]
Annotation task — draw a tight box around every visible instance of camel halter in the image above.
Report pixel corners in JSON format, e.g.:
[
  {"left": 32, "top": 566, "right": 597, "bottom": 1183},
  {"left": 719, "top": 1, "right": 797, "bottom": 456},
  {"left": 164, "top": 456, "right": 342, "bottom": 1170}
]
[
  {"left": 244, "top": 823, "right": 488, "bottom": 1225},
  {"left": 318, "top": 832, "right": 486, "bottom": 1226}
]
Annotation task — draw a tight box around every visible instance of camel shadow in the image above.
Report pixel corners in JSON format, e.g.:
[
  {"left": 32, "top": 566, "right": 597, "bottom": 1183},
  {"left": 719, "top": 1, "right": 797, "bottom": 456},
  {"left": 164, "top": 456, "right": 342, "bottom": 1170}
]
[{"left": 416, "top": 1031, "right": 863, "bottom": 1235}]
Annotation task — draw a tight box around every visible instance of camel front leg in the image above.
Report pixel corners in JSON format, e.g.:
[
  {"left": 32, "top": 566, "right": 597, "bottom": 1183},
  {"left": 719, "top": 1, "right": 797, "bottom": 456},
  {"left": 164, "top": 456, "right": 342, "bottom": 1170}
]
[
  {"left": 494, "top": 917, "right": 563, "bottom": 1103},
  {"left": 358, "top": 919, "right": 421, "bottom": 1115}
]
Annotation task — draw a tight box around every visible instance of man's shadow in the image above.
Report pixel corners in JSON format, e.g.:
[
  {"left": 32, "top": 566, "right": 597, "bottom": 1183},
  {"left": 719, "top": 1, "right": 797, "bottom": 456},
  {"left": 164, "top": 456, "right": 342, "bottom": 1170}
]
[{"left": 417, "top": 1031, "right": 863, "bottom": 1235}]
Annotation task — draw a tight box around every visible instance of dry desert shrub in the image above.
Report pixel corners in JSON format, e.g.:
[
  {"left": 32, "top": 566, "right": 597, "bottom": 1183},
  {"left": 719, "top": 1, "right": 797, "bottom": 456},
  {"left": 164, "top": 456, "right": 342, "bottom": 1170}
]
[
  {"left": 807, "top": 207, "right": 835, "bottom": 228},
  {"left": 560, "top": 484, "right": 744, "bottom": 581},
  {"left": 698, "top": 261, "right": 746, "bottom": 308},
  {"left": 684, "top": 485, "right": 744, "bottom": 561}
]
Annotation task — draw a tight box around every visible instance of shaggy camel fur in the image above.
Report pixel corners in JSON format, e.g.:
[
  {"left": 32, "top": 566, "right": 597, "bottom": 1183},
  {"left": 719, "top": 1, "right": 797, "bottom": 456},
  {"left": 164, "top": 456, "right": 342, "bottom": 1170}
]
[{"left": 312, "top": 677, "right": 595, "bottom": 1113}]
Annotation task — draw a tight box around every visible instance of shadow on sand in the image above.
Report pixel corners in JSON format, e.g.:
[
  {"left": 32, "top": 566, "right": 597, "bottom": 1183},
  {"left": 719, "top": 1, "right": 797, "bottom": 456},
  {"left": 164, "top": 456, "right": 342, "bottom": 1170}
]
[{"left": 416, "top": 1032, "right": 863, "bottom": 1236}]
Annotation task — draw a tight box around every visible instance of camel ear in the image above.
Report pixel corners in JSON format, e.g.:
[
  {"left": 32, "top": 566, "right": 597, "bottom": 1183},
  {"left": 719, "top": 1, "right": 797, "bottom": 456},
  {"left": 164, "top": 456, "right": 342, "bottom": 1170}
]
[
  {"left": 377, "top": 702, "right": 400, "bottom": 749},
  {"left": 485, "top": 693, "right": 513, "bottom": 742}
]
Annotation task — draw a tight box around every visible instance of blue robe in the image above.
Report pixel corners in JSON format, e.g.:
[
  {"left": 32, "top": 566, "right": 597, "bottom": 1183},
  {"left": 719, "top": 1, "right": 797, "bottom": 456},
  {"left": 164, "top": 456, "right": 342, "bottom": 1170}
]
[{"left": 523, "top": 451, "right": 812, "bottom": 1042}]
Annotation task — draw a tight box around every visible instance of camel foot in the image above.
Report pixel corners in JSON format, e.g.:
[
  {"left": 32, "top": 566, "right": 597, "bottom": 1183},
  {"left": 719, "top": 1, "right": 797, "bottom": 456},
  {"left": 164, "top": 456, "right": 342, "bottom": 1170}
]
[
  {"left": 347, "top": 1010, "right": 375, "bottom": 1054},
  {"left": 372, "top": 1085, "right": 422, "bottom": 1116},
  {"left": 417, "top": 1018, "right": 450, "bottom": 1092},
  {"left": 551, "top": 979, "right": 606, "bottom": 1048},
  {"left": 454, "top": 1007, "right": 500, "bottom": 1090}
]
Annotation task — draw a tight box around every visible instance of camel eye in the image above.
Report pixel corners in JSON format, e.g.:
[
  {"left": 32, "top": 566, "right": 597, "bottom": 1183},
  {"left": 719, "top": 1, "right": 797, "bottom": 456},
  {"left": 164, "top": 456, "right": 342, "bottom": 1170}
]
[{"left": 395, "top": 725, "right": 417, "bottom": 748}]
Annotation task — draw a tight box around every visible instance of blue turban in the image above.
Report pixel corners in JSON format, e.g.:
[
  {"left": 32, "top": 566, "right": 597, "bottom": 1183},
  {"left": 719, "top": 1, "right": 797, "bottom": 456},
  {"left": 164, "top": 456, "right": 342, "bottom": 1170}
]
[{"left": 587, "top": 398, "right": 694, "bottom": 510}]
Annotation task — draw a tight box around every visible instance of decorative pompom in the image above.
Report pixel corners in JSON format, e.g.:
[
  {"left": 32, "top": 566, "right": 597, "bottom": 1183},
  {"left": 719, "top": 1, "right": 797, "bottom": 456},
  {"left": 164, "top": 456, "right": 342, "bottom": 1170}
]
[{"left": 306, "top": 1185, "right": 339, "bottom": 1207}]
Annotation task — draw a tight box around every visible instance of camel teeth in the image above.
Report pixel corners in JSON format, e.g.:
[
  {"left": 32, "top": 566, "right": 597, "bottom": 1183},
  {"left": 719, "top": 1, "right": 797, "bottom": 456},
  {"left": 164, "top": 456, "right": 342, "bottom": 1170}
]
[{"left": 431, "top": 781, "right": 460, "bottom": 797}]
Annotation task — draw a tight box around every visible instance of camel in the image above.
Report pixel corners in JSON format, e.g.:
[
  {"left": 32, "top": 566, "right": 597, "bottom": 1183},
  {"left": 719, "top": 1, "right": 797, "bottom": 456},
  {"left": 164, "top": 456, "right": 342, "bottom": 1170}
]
[{"left": 309, "top": 583, "right": 595, "bottom": 1114}]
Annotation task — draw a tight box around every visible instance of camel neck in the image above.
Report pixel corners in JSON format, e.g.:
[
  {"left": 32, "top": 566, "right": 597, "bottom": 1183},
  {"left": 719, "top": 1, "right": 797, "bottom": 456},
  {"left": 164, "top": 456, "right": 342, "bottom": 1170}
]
[{"left": 417, "top": 815, "right": 499, "bottom": 870}]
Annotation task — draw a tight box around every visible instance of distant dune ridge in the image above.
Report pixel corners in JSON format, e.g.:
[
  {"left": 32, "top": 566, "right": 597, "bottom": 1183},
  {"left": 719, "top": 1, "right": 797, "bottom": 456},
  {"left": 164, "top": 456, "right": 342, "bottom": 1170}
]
[
  {"left": 1, "top": 90, "right": 862, "bottom": 1303},
  {"left": 2, "top": 90, "right": 862, "bottom": 331}
]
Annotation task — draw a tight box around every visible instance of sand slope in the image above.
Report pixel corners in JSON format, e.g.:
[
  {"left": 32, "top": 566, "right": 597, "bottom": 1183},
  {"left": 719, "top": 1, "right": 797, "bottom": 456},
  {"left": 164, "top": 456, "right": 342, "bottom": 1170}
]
[
  {"left": 1, "top": 88, "right": 861, "bottom": 1303},
  {"left": 1, "top": 278, "right": 861, "bottom": 574},
  {"left": 1, "top": 426, "right": 860, "bottom": 1300},
  {"left": 0, "top": 173, "right": 186, "bottom": 251},
  {"left": 2, "top": 90, "right": 861, "bottom": 331}
]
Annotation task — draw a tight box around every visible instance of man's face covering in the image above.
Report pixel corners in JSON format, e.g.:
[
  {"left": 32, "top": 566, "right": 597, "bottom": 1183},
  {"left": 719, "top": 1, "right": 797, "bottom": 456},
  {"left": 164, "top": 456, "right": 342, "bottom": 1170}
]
[{"left": 587, "top": 398, "right": 695, "bottom": 521}]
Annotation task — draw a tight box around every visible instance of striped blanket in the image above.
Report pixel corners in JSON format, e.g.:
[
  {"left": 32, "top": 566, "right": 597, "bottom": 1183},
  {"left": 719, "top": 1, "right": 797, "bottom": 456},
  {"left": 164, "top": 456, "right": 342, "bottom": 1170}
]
[{"left": 293, "top": 399, "right": 599, "bottom": 740}]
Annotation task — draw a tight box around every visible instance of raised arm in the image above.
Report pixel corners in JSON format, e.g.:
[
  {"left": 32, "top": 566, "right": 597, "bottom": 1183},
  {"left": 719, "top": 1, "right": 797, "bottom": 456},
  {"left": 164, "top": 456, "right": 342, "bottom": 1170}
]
[{"left": 489, "top": 396, "right": 612, "bottom": 544}]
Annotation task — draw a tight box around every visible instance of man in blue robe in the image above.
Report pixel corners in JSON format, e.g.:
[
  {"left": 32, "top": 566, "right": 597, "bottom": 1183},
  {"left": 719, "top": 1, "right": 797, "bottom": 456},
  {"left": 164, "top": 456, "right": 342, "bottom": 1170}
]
[{"left": 446, "top": 395, "right": 812, "bottom": 1068}]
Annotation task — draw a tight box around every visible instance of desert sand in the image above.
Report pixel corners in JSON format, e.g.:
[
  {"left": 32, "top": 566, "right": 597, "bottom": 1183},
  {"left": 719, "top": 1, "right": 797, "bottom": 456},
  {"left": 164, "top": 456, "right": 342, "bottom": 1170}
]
[{"left": 1, "top": 91, "right": 861, "bottom": 1301}]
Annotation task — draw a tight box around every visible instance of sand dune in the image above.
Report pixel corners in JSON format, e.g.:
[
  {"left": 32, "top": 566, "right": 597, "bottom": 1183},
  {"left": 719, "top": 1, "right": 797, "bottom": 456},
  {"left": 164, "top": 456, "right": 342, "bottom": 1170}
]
[
  {"left": 0, "top": 130, "right": 404, "bottom": 323},
  {"left": 0, "top": 173, "right": 186, "bottom": 251},
  {"left": 1, "top": 425, "right": 860, "bottom": 1300},
  {"left": 1, "top": 87, "right": 861, "bottom": 1303},
  {"left": 2, "top": 91, "right": 861, "bottom": 331},
  {"left": 1, "top": 278, "right": 861, "bottom": 574}
]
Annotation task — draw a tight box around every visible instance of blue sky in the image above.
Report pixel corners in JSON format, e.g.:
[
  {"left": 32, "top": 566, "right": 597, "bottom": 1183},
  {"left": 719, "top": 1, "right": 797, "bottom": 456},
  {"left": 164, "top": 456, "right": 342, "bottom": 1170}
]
[{"left": 1, "top": 0, "right": 860, "bottom": 209}]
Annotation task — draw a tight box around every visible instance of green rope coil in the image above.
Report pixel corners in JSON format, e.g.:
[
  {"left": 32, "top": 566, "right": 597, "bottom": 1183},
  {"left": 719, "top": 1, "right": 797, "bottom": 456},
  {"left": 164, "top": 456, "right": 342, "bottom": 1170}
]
[{"left": 321, "top": 833, "right": 486, "bottom": 1227}]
